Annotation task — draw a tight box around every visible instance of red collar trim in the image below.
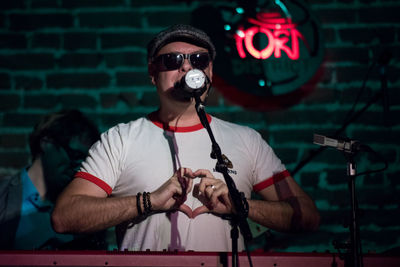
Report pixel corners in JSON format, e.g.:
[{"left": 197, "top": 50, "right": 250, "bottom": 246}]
[{"left": 147, "top": 111, "right": 212, "bottom": 132}]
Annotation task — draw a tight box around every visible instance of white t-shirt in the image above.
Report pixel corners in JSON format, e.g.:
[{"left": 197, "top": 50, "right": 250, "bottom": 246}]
[{"left": 76, "top": 112, "right": 289, "bottom": 252}]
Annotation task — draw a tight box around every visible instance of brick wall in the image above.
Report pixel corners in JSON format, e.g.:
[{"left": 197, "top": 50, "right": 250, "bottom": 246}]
[{"left": 0, "top": 0, "right": 399, "bottom": 254}]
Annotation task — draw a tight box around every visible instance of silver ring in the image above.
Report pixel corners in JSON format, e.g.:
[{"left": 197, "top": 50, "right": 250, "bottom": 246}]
[{"left": 210, "top": 185, "right": 216, "bottom": 190}]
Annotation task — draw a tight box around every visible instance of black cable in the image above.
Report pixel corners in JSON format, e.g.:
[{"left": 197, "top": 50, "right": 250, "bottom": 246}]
[
  {"left": 342, "top": 60, "right": 376, "bottom": 127},
  {"left": 244, "top": 241, "right": 254, "bottom": 267},
  {"left": 291, "top": 47, "right": 395, "bottom": 176},
  {"left": 354, "top": 144, "right": 389, "bottom": 177},
  {"left": 292, "top": 62, "right": 383, "bottom": 176}
]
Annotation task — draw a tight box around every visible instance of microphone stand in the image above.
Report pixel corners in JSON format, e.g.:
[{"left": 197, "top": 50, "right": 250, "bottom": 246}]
[
  {"left": 192, "top": 92, "right": 253, "bottom": 267},
  {"left": 343, "top": 144, "right": 363, "bottom": 267}
]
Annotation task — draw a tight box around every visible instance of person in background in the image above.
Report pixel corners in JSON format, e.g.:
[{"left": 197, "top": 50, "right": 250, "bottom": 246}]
[
  {"left": 52, "top": 24, "right": 320, "bottom": 252},
  {"left": 0, "top": 109, "right": 106, "bottom": 250}
]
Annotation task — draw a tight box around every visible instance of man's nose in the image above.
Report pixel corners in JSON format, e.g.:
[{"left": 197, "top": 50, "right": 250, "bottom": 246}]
[{"left": 181, "top": 58, "right": 192, "bottom": 72}]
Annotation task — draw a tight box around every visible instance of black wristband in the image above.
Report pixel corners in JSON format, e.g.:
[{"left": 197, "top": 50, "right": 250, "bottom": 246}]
[{"left": 136, "top": 192, "right": 142, "bottom": 216}]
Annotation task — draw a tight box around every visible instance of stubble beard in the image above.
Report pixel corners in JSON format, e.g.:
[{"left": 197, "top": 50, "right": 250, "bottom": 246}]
[{"left": 170, "top": 86, "right": 193, "bottom": 103}]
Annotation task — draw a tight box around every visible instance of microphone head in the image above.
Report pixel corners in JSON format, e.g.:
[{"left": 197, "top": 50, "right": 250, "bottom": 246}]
[
  {"left": 184, "top": 69, "right": 206, "bottom": 92},
  {"left": 173, "top": 69, "right": 208, "bottom": 99}
]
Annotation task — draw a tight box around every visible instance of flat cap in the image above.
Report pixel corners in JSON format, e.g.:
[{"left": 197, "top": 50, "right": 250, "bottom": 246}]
[{"left": 147, "top": 24, "right": 216, "bottom": 61}]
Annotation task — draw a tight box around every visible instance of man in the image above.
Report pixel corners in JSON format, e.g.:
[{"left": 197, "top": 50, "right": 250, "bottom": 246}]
[
  {"left": 52, "top": 24, "right": 320, "bottom": 252},
  {"left": 0, "top": 109, "right": 105, "bottom": 250}
]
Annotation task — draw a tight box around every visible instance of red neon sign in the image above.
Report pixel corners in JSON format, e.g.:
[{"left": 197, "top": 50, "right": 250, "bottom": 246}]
[{"left": 234, "top": 12, "right": 305, "bottom": 60}]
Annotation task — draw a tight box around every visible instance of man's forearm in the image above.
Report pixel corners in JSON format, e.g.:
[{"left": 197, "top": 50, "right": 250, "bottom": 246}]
[
  {"left": 247, "top": 199, "right": 293, "bottom": 232},
  {"left": 52, "top": 194, "right": 139, "bottom": 234},
  {"left": 247, "top": 197, "right": 320, "bottom": 232}
]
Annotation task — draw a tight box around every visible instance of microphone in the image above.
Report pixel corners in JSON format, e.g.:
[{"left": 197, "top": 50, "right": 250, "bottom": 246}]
[
  {"left": 174, "top": 69, "right": 209, "bottom": 98},
  {"left": 313, "top": 134, "right": 362, "bottom": 153}
]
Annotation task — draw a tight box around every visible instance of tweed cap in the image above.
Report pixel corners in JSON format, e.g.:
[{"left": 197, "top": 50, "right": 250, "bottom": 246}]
[{"left": 147, "top": 24, "right": 216, "bottom": 62}]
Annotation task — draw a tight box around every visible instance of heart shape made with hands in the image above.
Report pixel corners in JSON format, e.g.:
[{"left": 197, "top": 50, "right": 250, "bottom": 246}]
[
  {"left": 177, "top": 184, "right": 212, "bottom": 219},
  {"left": 169, "top": 168, "right": 233, "bottom": 219},
  {"left": 176, "top": 176, "right": 231, "bottom": 219}
]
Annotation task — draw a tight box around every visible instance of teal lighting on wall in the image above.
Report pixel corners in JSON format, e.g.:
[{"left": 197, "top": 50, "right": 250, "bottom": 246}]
[{"left": 235, "top": 7, "right": 244, "bottom": 14}]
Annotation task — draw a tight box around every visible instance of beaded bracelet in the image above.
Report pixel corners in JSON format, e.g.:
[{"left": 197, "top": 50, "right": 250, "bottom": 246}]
[
  {"left": 136, "top": 192, "right": 143, "bottom": 216},
  {"left": 142, "top": 192, "right": 153, "bottom": 215},
  {"left": 144, "top": 192, "right": 152, "bottom": 214},
  {"left": 142, "top": 192, "right": 148, "bottom": 215}
]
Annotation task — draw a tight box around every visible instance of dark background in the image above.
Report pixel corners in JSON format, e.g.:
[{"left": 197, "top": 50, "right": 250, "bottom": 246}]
[{"left": 0, "top": 0, "right": 399, "bottom": 253}]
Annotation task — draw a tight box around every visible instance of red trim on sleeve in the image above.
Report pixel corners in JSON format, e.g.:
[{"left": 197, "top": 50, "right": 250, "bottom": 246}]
[
  {"left": 253, "top": 170, "right": 291, "bottom": 192},
  {"left": 74, "top": 171, "right": 113, "bottom": 195}
]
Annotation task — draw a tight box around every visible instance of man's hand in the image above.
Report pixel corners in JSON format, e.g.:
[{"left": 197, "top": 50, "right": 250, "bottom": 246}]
[
  {"left": 150, "top": 167, "right": 195, "bottom": 217},
  {"left": 192, "top": 169, "right": 234, "bottom": 218}
]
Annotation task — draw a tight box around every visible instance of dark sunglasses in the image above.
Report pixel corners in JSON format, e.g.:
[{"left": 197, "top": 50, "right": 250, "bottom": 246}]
[{"left": 153, "top": 52, "right": 211, "bottom": 71}]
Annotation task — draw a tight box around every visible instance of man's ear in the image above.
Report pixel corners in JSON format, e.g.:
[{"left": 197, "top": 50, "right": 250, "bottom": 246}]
[{"left": 148, "top": 62, "right": 157, "bottom": 85}]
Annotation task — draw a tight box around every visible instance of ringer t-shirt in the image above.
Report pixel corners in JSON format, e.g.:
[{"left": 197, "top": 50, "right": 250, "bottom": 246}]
[{"left": 77, "top": 112, "right": 289, "bottom": 252}]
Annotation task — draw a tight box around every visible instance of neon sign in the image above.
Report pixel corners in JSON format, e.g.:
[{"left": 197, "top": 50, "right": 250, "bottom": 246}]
[
  {"left": 234, "top": 12, "right": 305, "bottom": 60},
  {"left": 198, "top": 0, "right": 325, "bottom": 111}
]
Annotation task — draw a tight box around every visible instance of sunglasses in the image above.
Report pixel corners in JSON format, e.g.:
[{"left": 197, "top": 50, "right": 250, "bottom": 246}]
[{"left": 153, "top": 52, "right": 211, "bottom": 71}]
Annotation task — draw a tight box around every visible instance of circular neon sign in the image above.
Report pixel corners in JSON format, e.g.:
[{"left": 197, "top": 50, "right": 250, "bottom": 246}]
[{"left": 211, "top": 0, "right": 325, "bottom": 111}]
